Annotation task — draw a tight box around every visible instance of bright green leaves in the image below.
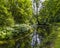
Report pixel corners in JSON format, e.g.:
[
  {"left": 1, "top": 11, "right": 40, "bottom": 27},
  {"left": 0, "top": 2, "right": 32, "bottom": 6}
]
[
  {"left": 0, "top": 0, "right": 33, "bottom": 48},
  {"left": 0, "top": 27, "right": 13, "bottom": 40},
  {"left": 0, "top": 4, "right": 14, "bottom": 27},
  {"left": 0, "top": 24, "right": 33, "bottom": 40},
  {"left": 0, "top": 0, "right": 33, "bottom": 26},
  {"left": 9, "top": 0, "right": 33, "bottom": 24}
]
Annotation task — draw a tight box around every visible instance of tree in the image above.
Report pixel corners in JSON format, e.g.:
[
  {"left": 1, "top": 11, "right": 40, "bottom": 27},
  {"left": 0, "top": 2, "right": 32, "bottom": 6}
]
[{"left": 38, "top": 0, "right": 60, "bottom": 48}]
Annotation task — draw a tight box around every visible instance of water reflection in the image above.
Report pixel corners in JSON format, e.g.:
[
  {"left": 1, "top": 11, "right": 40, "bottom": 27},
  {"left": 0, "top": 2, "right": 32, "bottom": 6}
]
[{"left": 31, "top": 31, "right": 41, "bottom": 48}]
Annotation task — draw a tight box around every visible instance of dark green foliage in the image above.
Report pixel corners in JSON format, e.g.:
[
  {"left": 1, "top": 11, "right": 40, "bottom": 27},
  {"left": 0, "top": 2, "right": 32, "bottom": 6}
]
[
  {"left": 39, "top": 0, "right": 60, "bottom": 24},
  {"left": 37, "top": 0, "right": 60, "bottom": 48}
]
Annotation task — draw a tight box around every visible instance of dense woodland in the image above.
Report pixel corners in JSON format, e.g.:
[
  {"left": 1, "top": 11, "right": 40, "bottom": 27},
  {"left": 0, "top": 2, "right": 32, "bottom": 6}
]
[{"left": 0, "top": 0, "right": 60, "bottom": 48}]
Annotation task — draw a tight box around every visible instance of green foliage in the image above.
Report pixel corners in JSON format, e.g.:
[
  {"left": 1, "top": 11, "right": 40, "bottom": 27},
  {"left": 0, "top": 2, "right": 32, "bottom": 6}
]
[
  {"left": 0, "top": 24, "right": 33, "bottom": 40},
  {"left": 0, "top": 0, "right": 33, "bottom": 26},
  {"left": 0, "top": 0, "right": 33, "bottom": 48},
  {"left": 39, "top": 0, "right": 60, "bottom": 24},
  {"left": 9, "top": 0, "right": 33, "bottom": 24},
  {"left": 0, "top": 4, "right": 14, "bottom": 27},
  {"left": 12, "top": 24, "right": 33, "bottom": 38},
  {"left": 0, "top": 24, "right": 33, "bottom": 48},
  {"left": 37, "top": 0, "right": 60, "bottom": 48},
  {"left": 0, "top": 0, "right": 60, "bottom": 48}
]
